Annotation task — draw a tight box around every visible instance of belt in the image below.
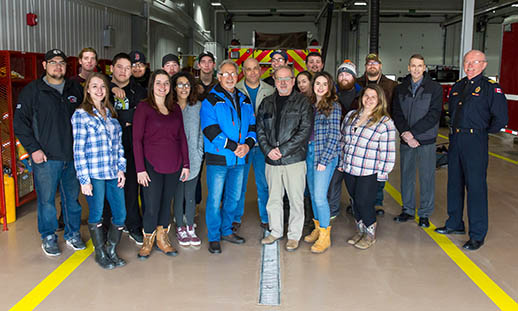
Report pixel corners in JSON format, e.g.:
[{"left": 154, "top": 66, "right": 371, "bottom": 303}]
[{"left": 449, "top": 127, "right": 485, "bottom": 134}]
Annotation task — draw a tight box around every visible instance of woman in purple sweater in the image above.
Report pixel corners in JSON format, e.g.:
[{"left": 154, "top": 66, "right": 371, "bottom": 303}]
[{"left": 133, "top": 69, "right": 190, "bottom": 260}]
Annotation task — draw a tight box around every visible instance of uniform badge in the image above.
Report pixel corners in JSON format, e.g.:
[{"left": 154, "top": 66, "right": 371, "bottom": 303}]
[
  {"left": 67, "top": 96, "right": 77, "bottom": 104},
  {"left": 495, "top": 88, "right": 502, "bottom": 94},
  {"left": 475, "top": 86, "right": 481, "bottom": 93}
]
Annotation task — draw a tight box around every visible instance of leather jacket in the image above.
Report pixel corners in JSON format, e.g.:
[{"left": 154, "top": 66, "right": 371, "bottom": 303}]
[{"left": 256, "top": 91, "right": 313, "bottom": 166}]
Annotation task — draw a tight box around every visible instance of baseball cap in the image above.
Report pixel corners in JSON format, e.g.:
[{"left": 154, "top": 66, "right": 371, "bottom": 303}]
[
  {"left": 337, "top": 60, "right": 357, "bottom": 78},
  {"left": 162, "top": 54, "right": 180, "bottom": 67},
  {"left": 270, "top": 50, "right": 288, "bottom": 62},
  {"left": 44, "top": 49, "right": 67, "bottom": 61},
  {"left": 198, "top": 51, "right": 215, "bottom": 62},
  {"left": 365, "top": 53, "right": 382, "bottom": 64},
  {"left": 129, "top": 51, "right": 146, "bottom": 64}
]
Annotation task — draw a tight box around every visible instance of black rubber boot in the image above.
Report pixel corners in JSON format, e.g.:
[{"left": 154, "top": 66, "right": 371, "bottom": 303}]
[
  {"left": 106, "top": 222, "right": 126, "bottom": 268},
  {"left": 88, "top": 223, "right": 115, "bottom": 270}
]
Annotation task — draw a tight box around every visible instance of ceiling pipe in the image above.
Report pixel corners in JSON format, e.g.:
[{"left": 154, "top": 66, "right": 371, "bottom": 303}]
[{"left": 440, "top": 0, "right": 518, "bottom": 27}]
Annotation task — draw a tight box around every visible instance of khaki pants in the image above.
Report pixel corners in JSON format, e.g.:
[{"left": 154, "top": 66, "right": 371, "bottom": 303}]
[{"left": 265, "top": 161, "right": 306, "bottom": 240}]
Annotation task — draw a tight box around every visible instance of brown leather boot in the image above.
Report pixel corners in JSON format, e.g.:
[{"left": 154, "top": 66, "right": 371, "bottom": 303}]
[
  {"left": 311, "top": 226, "right": 331, "bottom": 253},
  {"left": 347, "top": 220, "right": 365, "bottom": 245},
  {"left": 304, "top": 219, "right": 320, "bottom": 243},
  {"left": 138, "top": 230, "right": 156, "bottom": 260},
  {"left": 156, "top": 225, "right": 178, "bottom": 257},
  {"left": 354, "top": 222, "right": 376, "bottom": 250}
]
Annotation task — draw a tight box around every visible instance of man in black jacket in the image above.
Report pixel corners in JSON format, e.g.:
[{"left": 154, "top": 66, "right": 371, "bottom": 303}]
[
  {"left": 392, "top": 54, "right": 442, "bottom": 228},
  {"left": 129, "top": 50, "right": 150, "bottom": 91},
  {"left": 105, "top": 53, "right": 147, "bottom": 245},
  {"left": 256, "top": 65, "right": 313, "bottom": 251},
  {"left": 14, "top": 49, "right": 85, "bottom": 256}
]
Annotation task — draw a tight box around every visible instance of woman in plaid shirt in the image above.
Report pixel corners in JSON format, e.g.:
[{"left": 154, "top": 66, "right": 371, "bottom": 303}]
[
  {"left": 304, "top": 72, "right": 342, "bottom": 254},
  {"left": 72, "top": 73, "right": 127, "bottom": 270},
  {"left": 338, "top": 84, "right": 396, "bottom": 250}
]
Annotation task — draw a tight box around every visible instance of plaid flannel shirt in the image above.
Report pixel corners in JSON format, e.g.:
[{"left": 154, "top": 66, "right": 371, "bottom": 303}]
[
  {"left": 339, "top": 110, "right": 396, "bottom": 181},
  {"left": 72, "top": 107, "right": 126, "bottom": 185},
  {"left": 313, "top": 102, "right": 342, "bottom": 168}
]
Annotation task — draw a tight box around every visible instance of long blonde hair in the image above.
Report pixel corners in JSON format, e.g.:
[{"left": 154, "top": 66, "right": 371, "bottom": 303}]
[{"left": 347, "top": 84, "right": 389, "bottom": 127}]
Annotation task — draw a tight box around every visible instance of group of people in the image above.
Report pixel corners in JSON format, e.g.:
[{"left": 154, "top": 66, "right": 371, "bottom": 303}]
[{"left": 13, "top": 44, "right": 508, "bottom": 269}]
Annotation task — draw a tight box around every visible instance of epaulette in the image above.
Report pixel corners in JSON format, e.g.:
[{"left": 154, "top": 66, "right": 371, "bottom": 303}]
[{"left": 488, "top": 79, "right": 497, "bottom": 84}]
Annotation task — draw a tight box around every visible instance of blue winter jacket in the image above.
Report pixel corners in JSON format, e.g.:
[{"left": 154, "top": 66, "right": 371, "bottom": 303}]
[{"left": 201, "top": 83, "right": 256, "bottom": 166}]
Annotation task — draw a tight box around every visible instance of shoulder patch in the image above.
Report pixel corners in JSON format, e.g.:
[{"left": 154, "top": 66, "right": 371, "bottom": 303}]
[{"left": 206, "top": 93, "right": 225, "bottom": 106}]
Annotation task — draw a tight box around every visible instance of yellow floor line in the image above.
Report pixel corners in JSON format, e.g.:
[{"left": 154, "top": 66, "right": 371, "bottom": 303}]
[
  {"left": 437, "top": 134, "right": 518, "bottom": 165},
  {"left": 385, "top": 182, "right": 518, "bottom": 310},
  {"left": 10, "top": 240, "right": 94, "bottom": 311}
]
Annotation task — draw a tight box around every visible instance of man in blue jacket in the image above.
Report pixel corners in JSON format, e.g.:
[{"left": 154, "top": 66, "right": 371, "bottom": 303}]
[
  {"left": 201, "top": 59, "right": 256, "bottom": 254},
  {"left": 392, "top": 54, "right": 443, "bottom": 228}
]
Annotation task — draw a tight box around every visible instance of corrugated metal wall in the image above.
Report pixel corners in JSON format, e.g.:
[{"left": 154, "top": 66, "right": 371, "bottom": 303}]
[{"left": 0, "top": 0, "right": 131, "bottom": 59}]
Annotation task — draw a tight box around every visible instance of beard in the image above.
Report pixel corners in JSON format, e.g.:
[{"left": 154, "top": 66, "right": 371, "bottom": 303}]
[
  {"left": 339, "top": 78, "right": 356, "bottom": 91},
  {"left": 366, "top": 68, "right": 380, "bottom": 79},
  {"left": 48, "top": 72, "right": 64, "bottom": 80}
]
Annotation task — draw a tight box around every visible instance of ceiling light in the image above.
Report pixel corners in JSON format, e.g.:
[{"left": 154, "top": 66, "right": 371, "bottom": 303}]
[
  {"left": 211, "top": 2, "right": 222, "bottom": 6},
  {"left": 512, "top": 4, "right": 518, "bottom": 7},
  {"left": 354, "top": 1, "right": 367, "bottom": 6}
]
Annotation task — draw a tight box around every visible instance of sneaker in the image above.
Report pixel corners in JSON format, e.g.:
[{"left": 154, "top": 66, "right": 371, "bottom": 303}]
[
  {"left": 66, "top": 234, "right": 86, "bottom": 251},
  {"left": 42, "top": 235, "right": 61, "bottom": 256},
  {"left": 186, "top": 225, "right": 201, "bottom": 246},
  {"left": 129, "top": 230, "right": 144, "bottom": 245},
  {"left": 176, "top": 226, "right": 190, "bottom": 246}
]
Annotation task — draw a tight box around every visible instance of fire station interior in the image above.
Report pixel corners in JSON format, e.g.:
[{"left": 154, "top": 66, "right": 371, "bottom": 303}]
[{"left": 1, "top": 0, "right": 518, "bottom": 310}]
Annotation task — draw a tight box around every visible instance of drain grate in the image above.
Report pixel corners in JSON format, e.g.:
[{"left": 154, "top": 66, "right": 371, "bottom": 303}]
[{"left": 258, "top": 231, "right": 280, "bottom": 306}]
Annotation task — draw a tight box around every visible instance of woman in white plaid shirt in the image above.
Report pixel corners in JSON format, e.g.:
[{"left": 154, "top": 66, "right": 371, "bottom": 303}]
[
  {"left": 72, "top": 73, "right": 127, "bottom": 270},
  {"left": 338, "top": 84, "right": 396, "bottom": 250},
  {"left": 304, "top": 72, "right": 342, "bottom": 254}
]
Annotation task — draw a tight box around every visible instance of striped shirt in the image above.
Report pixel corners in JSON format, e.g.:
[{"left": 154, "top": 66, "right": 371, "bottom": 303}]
[
  {"left": 72, "top": 107, "right": 126, "bottom": 185},
  {"left": 339, "top": 110, "right": 396, "bottom": 181}
]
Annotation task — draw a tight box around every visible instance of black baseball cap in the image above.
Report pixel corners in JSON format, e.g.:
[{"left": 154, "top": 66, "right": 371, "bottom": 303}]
[
  {"left": 162, "top": 54, "right": 179, "bottom": 67},
  {"left": 129, "top": 51, "right": 146, "bottom": 64},
  {"left": 44, "top": 49, "right": 67, "bottom": 61},
  {"left": 198, "top": 51, "right": 215, "bottom": 62}
]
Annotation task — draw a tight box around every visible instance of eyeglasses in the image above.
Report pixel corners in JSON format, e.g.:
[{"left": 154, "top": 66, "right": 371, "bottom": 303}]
[
  {"left": 464, "top": 60, "right": 486, "bottom": 65},
  {"left": 275, "top": 76, "right": 293, "bottom": 82},
  {"left": 219, "top": 72, "right": 238, "bottom": 78},
  {"left": 272, "top": 58, "right": 285, "bottom": 63},
  {"left": 47, "top": 61, "right": 66, "bottom": 67},
  {"left": 132, "top": 63, "right": 145, "bottom": 68},
  {"left": 366, "top": 61, "right": 380, "bottom": 66},
  {"left": 177, "top": 83, "right": 191, "bottom": 89}
]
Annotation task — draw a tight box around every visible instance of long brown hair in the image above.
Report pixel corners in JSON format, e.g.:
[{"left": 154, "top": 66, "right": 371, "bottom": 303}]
[
  {"left": 79, "top": 72, "right": 117, "bottom": 118},
  {"left": 347, "top": 84, "right": 389, "bottom": 127},
  {"left": 310, "top": 71, "right": 338, "bottom": 117},
  {"left": 146, "top": 69, "right": 178, "bottom": 113},
  {"left": 171, "top": 71, "right": 198, "bottom": 106}
]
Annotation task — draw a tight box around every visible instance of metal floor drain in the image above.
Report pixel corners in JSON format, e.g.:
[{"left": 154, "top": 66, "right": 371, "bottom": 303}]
[{"left": 258, "top": 231, "right": 280, "bottom": 306}]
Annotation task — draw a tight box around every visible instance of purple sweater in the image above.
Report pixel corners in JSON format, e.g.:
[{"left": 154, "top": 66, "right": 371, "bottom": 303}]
[{"left": 133, "top": 101, "right": 189, "bottom": 174}]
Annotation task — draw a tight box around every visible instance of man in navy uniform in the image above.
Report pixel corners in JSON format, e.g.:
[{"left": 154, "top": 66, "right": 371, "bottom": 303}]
[{"left": 435, "top": 50, "right": 508, "bottom": 250}]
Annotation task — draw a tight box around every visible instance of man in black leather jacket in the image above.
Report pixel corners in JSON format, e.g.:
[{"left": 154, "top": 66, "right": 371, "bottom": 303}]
[{"left": 256, "top": 65, "right": 313, "bottom": 251}]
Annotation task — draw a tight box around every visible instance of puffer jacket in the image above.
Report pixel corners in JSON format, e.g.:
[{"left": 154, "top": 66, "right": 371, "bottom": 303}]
[
  {"left": 392, "top": 73, "right": 443, "bottom": 145},
  {"left": 201, "top": 83, "right": 256, "bottom": 166},
  {"left": 256, "top": 91, "right": 313, "bottom": 166}
]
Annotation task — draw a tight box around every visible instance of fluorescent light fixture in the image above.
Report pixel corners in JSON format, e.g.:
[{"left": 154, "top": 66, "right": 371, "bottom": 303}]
[
  {"left": 512, "top": 4, "right": 518, "bottom": 7},
  {"left": 354, "top": 1, "right": 367, "bottom": 6},
  {"left": 211, "top": 2, "right": 222, "bottom": 6}
]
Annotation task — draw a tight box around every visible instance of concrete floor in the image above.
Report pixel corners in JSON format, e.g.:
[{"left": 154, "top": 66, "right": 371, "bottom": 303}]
[{"left": 1, "top": 129, "right": 518, "bottom": 310}]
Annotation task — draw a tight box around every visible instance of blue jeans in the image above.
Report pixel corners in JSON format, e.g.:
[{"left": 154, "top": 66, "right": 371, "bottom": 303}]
[
  {"left": 86, "top": 178, "right": 126, "bottom": 226},
  {"left": 33, "top": 160, "right": 82, "bottom": 240},
  {"left": 234, "top": 146, "right": 269, "bottom": 224},
  {"left": 306, "top": 143, "right": 338, "bottom": 228},
  {"left": 205, "top": 164, "right": 245, "bottom": 242}
]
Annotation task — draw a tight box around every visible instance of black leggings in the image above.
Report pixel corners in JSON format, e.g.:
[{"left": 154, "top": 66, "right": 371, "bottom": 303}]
[
  {"left": 173, "top": 175, "right": 199, "bottom": 227},
  {"left": 142, "top": 160, "right": 180, "bottom": 234},
  {"left": 344, "top": 173, "right": 378, "bottom": 227}
]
